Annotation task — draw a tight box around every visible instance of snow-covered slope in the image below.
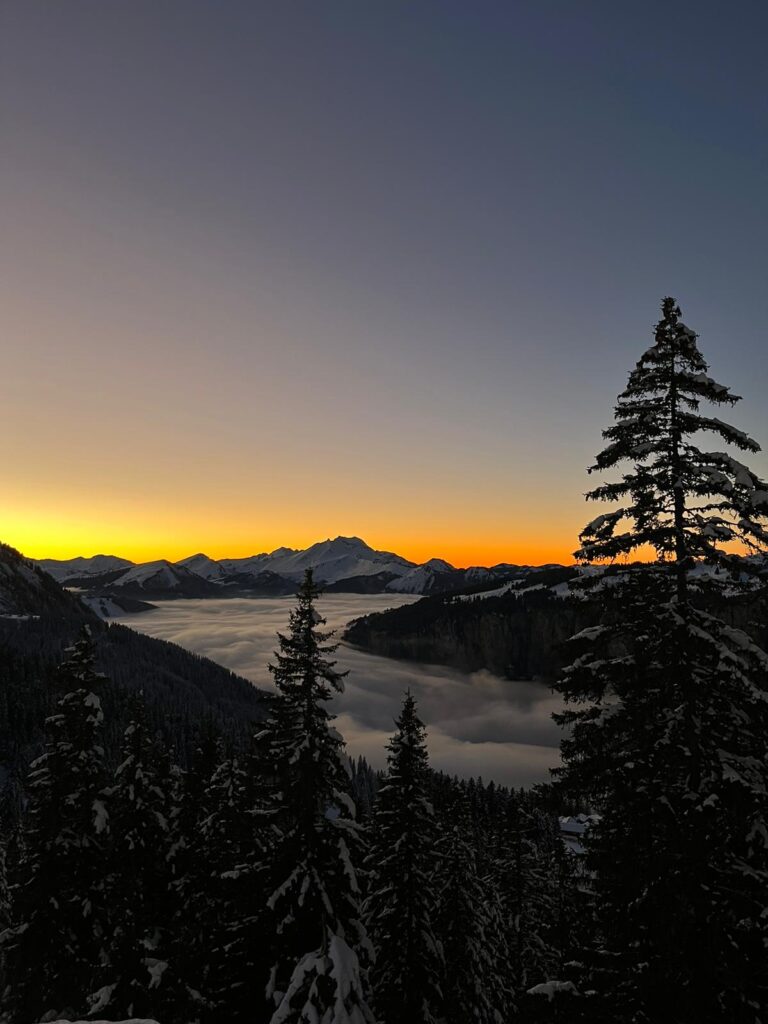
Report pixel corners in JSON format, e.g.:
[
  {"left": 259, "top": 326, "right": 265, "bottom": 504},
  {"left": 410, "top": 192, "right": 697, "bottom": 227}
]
[
  {"left": 36, "top": 554, "right": 134, "bottom": 582},
  {"left": 387, "top": 557, "right": 458, "bottom": 594},
  {"left": 99, "top": 560, "right": 219, "bottom": 599},
  {"left": 176, "top": 552, "right": 227, "bottom": 580},
  {"left": 0, "top": 543, "right": 87, "bottom": 617},
  {"left": 80, "top": 594, "right": 156, "bottom": 618},
  {"left": 115, "top": 560, "right": 193, "bottom": 589}
]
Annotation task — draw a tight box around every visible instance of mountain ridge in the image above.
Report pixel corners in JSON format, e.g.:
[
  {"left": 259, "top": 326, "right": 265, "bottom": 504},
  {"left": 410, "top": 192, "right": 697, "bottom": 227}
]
[{"left": 33, "top": 536, "right": 539, "bottom": 609}]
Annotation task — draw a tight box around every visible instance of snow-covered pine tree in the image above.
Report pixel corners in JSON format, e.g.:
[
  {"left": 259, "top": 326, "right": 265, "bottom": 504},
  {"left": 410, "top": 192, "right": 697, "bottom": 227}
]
[
  {"left": 1, "top": 625, "right": 110, "bottom": 1023},
  {"left": 555, "top": 297, "right": 768, "bottom": 1021},
  {"left": 91, "top": 696, "right": 175, "bottom": 1020},
  {"left": 349, "top": 756, "right": 379, "bottom": 821},
  {"left": 434, "top": 789, "right": 514, "bottom": 1024},
  {"left": 191, "top": 750, "right": 272, "bottom": 1023},
  {"left": 265, "top": 569, "right": 374, "bottom": 1024},
  {"left": 146, "top": 739, "right": 204, "bottom": 1024},
  {"left": 364, "top": 691, "right": 443, "bottom": 1024},
  {"left": 134, "top": 726, "right": 227, "bottom": 1024},
  {"left": 496, "top": 799, "right": 563, "bottom": 995}
]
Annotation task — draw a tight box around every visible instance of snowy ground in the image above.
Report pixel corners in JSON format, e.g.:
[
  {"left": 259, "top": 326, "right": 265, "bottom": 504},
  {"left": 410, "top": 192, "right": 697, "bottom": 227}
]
[{"left": 114, "top": 595, "right": 562, "bottom": 787}]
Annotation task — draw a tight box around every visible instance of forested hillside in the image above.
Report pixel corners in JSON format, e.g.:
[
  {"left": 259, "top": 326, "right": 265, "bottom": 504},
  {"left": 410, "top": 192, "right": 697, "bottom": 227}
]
[
  {"left": 346, "top": 563, "right": 768, "bottom": 680},
  {"left": 0, "top": 543, "right": 267, "bottom": 820}
]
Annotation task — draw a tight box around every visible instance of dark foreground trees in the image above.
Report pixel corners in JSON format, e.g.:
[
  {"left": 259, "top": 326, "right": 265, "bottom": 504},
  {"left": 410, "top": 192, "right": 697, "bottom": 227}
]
[
  {"left": 1, "top": 626, "right": 110, "bottom": 1023},
  {"left": 264, "top": 569, "right": 375, "bottom": 1024},
  {"left": 555, "top": 297, "right": 768, "bottom": 1022},
  {"left": 364, "top": 691, "right": 443, "bottom": 1024},
  {"left": 0, "top": 574, "right": 574, "bottom": 1023}
]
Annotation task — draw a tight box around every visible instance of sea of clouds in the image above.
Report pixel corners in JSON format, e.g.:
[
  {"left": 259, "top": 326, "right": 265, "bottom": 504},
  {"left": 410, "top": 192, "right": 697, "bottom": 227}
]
[{"left": 115, "top": 595, "right": 562, "bottom": 787}]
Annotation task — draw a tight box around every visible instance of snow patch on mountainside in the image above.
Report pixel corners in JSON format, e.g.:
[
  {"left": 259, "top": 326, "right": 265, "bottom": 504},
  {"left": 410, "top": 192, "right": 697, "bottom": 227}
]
[
  {"left": 386, "top": 559, "right": 455, "bottom": 594},
  {"left": 114, "top": 561, "right": 192, "bottom": 589},
  {"left": 177, "top": 552, "right": 227, "bottom": 580}
]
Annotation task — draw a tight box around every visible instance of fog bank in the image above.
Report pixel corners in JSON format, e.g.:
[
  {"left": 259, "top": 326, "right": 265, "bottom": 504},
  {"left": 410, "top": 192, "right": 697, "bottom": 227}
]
[{"left": 116, "top": 595, "right": 561, "bottom": 787}]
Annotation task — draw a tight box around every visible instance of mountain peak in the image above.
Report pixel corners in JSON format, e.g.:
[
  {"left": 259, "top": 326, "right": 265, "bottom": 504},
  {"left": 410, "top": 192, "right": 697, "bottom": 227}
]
[{"left": 424, "top": 557, "right": 455, "bottom": 572}]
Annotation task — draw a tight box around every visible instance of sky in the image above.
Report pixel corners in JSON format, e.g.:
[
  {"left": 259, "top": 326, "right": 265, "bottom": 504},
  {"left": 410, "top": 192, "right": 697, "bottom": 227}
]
[
  {"left": 116, "top": 594, "right": 563, "bottom": 787},
  {"left": 2, "top": 1, "right": 767, "bottom": 567}
]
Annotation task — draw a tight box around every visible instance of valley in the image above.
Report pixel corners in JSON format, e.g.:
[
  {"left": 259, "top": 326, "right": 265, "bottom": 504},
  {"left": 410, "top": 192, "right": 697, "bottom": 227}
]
[{"left": 114, "top": 594, "right": 563, "bottom": 787}]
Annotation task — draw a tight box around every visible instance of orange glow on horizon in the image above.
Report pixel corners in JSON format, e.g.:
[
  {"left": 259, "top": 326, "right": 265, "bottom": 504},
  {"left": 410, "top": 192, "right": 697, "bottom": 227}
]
[
  {"left": 8, "top": 533, "right": 579, "bottom": 571},
  {"left": 3, "top": 515, "right": 578, "bottom": 570}
]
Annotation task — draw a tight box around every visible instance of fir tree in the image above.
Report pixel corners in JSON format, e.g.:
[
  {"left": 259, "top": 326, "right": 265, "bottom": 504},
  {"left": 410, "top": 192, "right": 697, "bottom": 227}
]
[
  {"left": 497, "top": 800, "right": 563, "bottom": 994},
  {"left": 1, "top": 626, "right": 109, "bottom": 1023},
  {"left": 434, "top": 789, "right": 514, "bottom": 1024},
  {"left": 364, "top": 691, "right": 443, "bottom": 1024},
  {"left": 265, "top": 570, "right": 374, "bottom": 1024},
  {"left": 92, "top": 696, "right": 175, "bottom": 1020},
  {"left": 149, "top": 738, "right": 202, "bottom": 1024},
  {"left": 194, "top": 749, "right": 272, "bottom": 1023},
  {"left": 555, "top": 297, "right": 768, "bottom": 1021}
]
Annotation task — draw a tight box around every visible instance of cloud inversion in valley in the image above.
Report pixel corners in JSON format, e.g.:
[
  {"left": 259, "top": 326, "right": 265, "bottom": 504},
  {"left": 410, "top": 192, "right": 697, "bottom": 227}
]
[{"left": 116, "top": 594, "right": 562, "bottom": 787}]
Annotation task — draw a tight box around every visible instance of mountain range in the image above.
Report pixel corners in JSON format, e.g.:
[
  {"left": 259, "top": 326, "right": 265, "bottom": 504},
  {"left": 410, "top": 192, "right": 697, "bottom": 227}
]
[{"left": 35, "top": 536, "right": 542, "bottom": 612}]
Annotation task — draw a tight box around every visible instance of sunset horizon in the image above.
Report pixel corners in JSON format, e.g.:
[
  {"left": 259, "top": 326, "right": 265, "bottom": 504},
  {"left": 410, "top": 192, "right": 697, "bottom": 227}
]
[{"left": 16, "top": 531, "right": 579, "bottom": 571}]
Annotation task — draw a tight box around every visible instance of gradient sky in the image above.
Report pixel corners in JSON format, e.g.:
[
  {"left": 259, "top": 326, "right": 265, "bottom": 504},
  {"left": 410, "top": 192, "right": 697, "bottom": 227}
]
[{"left": 2, "top": 1, "right": 767, "bottom": 567}]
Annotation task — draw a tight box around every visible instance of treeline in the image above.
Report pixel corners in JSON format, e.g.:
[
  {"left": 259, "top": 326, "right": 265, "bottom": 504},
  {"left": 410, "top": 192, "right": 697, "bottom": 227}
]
[
  {"left": 0, "top": 581, "right": 582, "bottom": 1023},
  {"left": 0, "top": 589, "right": 267, "bottom": 822}
]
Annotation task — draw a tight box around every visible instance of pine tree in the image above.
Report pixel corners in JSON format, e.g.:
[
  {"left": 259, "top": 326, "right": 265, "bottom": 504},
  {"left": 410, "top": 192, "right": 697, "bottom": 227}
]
[
  {"left": 555, "top": 297, "right": 768, "bottom": 1021},
  {"left": 91, "top": 696, "right": 175, "bottom": 1020},
  {"left": 364, "top": 691, "right": 443, "bottom": 1024},
  {"left": 265, "top": 569, "right": 374, "bottom": 1024},
  {"left": 191, "top": 749, "right": 272, "bottom": 1023},
  {"left": 149, "top": 739, "right": 203, "bottom": 1024},
  {"left": 349, "top": 755, "right": 379, "bottom": 821},
  {"left": 497, "top": 799, "right": 563, "bottom": 994},
  {"left": 1, "top": 626, "right": 110, "bottom": 1023},
  {"left": 434, "top": 789, "right": 514, "bottom": 1024}
]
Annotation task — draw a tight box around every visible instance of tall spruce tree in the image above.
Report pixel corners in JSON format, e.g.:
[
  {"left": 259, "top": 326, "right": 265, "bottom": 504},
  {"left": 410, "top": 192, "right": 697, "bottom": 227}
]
[
  {"left": 91, "top": 696, "right": 176, "bottom": 1020},
  {"left": 434, "top": 789, "right": 514, "bottom": 1024},
  {"left": 265, "top": 570, "right": 374, "bottom": 1024},
  {"left": 364, "top": 691, "right": 443, "bottom": 1024},
  {"left": 555, "top": 297, "right": 768, "bottom": 1021},
  {"left": 1, "top": 626, "right": 109, "bottom": 1023},
  {"left": 193, "top": 749, "right": 272, "bottom": 1023},
  {"left": 497, "top": 799, "right": 563, "bottom": 995}
]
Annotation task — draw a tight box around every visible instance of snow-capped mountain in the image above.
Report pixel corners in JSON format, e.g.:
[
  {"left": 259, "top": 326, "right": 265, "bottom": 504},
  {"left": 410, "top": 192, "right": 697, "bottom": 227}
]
[
  {"left": 79, "top": 560, "right": 221, "bottom": 600},
  {"left": 113, "top": 560, "right": 200, "bottom": 590},
  {"left": 387, "top": 558, "right": 460, "bottom": 594},
  {"left": 177, "top": 552, "right": 227, "bottom": 581},
  {"left": 36, "top": 554, "right": 134, "bottom": 582},
  {"left": 220, "top": 536, "right": 416, "bottom": 584},
  {"left": 177, "top": 537, "right": 415, "bottom": 586}
]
